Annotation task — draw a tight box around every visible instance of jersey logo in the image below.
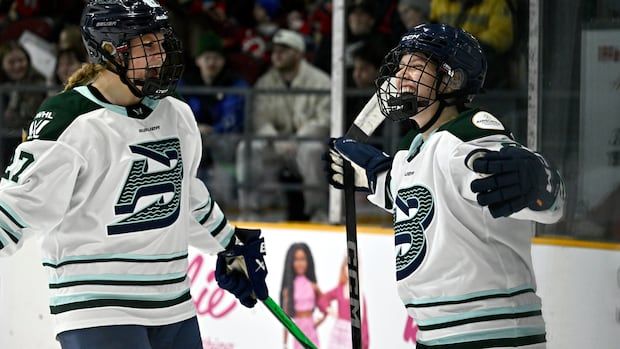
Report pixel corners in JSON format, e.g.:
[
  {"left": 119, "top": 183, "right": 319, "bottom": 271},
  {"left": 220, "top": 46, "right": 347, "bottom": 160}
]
[
  {"left": 472, "top": 111, "right": 504, "bottom": 130},
  {"left": 27, "top": 111, "right": 53, "bottom": 140},
  {"left": 107, "top": 138, "right": 183, "bottom": 235},
  {"left": 393, "top": 185, "right": 434, "bottom": 281}
]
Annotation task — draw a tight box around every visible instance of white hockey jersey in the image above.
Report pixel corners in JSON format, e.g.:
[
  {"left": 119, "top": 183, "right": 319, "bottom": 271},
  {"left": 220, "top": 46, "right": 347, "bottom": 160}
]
[
  {"left": 0, "top": 85, "right": 234, "bottom": 335},
  {"left": 368, "top": 110, "right": 564, "bottom": 349}
]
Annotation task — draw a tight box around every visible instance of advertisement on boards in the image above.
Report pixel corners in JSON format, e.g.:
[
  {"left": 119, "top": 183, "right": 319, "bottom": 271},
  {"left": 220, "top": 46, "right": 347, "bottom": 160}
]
[{"left": 190, "top": 225, "right": 416, "bottom": 349}]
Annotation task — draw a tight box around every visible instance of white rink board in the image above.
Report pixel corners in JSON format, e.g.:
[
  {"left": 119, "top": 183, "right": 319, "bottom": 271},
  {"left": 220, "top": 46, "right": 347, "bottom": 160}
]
[
  {"left": 531, "top": 244, "right": 620, "bottom": 349},
  {"left": 0, "top": 226, "right": 619, "bottom": 349}
]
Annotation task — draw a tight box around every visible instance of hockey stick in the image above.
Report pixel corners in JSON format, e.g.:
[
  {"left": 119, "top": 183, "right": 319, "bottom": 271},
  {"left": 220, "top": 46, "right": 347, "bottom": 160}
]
[
  {"left": 342, "top": 94, "right": 385, "bottom": 349},
  {"left": 342, "top": 162, "right": 361, "bottom": 349},
  {"left": 226, "top": 257, "right": 318, "bottom": 349},
  {"left": 262, "top": 297, "right": 318, "bottom": 349}
]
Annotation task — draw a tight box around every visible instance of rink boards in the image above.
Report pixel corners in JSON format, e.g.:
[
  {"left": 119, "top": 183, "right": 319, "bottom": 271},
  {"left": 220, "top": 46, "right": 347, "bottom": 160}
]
[{"left": 0, "top": 223, "right": 618, "bottom": 349}]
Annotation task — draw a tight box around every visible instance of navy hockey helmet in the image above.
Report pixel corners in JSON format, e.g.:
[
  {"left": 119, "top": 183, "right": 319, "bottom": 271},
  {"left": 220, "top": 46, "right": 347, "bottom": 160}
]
[
  {"left": 80, "top": 0, "right": 184, "bottom": 99},
  {"left": 376, "top": 23, "right": 487, "bottom": 125}
]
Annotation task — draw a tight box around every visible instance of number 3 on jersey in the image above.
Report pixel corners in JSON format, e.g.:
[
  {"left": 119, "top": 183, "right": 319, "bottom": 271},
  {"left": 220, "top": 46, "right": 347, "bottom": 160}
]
[
  {"left": 3, "top": 151, "right": 35, "bottom": 183},
  {"left": 107, "top": 138, "right": 183, "bottom": 235},
  {"left": 393, "top": 185, "right": 435, "bottom": 281}
]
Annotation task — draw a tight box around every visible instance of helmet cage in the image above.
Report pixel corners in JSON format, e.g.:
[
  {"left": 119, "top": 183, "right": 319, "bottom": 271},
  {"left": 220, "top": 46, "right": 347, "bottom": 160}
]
[
  {"left": 375, "top": 24, "right": 486, "bottom": 122},
  {"left": 81, "top": 0, "right": 184, "bottom": 99},
  {"left": 376, "top": 48, "right": 452, "bottom": 122},
  {"left": 115, "top": 28, "right": 184, "bottom": 99}
]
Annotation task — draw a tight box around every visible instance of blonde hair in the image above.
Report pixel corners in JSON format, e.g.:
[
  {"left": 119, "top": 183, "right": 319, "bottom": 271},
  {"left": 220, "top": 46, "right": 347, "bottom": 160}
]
[{"left": 64, "top": 63, "right": 107, "bottom": 91}]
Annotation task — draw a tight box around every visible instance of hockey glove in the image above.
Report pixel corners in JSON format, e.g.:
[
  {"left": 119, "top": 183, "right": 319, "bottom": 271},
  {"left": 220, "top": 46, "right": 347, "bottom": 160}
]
[
  {"left": 323, "top": 137, "right": 392, "bottom": 193},
  {"left": 215, "top": 227, "right": 268, "bottom": 308},
  {"left": 469, "top": 146, "right": 561, "bottom": 218}
]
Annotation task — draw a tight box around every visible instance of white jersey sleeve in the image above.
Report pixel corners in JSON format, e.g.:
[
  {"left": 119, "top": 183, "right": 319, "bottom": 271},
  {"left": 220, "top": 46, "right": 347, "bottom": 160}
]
[
  {"left": 366, "top": 169, "right": 395, "bottom": 213},
  {"left": 177, "top": 100, "right": 235, "bottom": 254},
  {"left": 448, "top": 134, "right": 565, "bottom": 224},
  {"left": 0, "top": 140, "right": 84, "bottom": 257}
]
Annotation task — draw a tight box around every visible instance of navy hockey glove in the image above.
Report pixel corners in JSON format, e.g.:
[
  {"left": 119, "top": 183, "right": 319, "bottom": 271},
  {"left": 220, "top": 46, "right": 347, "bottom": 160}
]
[
  {"left": 323, "top": 138, "right": 392, "bottom": 193},
  {"left": 215, "top": 228, "right": 268, "bottom": 308},
  {"left": 469, "top": 146, "right": 561, "bottom": 218}
]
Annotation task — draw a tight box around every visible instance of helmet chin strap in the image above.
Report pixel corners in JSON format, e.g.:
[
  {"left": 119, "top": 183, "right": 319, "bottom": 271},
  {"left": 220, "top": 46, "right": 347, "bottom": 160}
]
[
  {"left": 412, "top": 90, "right": 468, "bottom": 132},
  {"left": 411, "top": 70, "right": 447, "bottom": 133},
  {"left": 119, "top": 73, "right": 145, "bottom": 99},
  {"left": 412, "top": 100, "right": 445, "bottom": 133},
  {"left": 100, "top": 48, "right": 145, "bottom": 99}
]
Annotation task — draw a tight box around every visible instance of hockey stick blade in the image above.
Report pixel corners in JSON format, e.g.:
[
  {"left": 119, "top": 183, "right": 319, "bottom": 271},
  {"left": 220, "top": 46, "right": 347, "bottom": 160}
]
[
  {"left": 263, "top": 297, "right": 318, "bottom": 349},
  {"left": 346, "top": 93, "right": 384, "bottom": 141}
]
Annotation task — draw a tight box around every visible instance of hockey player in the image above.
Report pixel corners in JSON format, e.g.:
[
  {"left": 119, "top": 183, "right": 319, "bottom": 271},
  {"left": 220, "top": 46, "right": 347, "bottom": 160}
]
[
  {"left": 326, "top": 24, "right": 564, "bottom": 348},
  {"left": 0, "top": 1, "right": 268, "bottom": 348}
]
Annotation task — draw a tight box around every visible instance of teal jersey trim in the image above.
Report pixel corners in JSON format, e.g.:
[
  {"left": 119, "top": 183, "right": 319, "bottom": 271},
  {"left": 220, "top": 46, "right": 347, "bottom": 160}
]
[
  {"left": 405, "top": 284, "right": 535, "bottom": 306},
  {"left": 196, "top": 198, "right": 215, "bottom": 225},
  {"left": 218, "top": 227, "right": 235, "bottom": 248},
  {"left": 0, "top": 218, "right": 21, "bottom": 242},
  {"left": 0, "top": 199, "right": 28, "bottom": 228},
  {"left": 0, "top": 232, "right": 8, "bottom": 248},
  {"left": 417, "top": 304, "right": 542, "bottom": 327},
  {"left": 74, "top": 86, "right": 160, "bottom": 117},
  {"left": 50, "top": 290, "right": 192, "bottom": 314},
  {"left": 49, "top": 288, "right": 190, "bottom": 307},
  {"left": 209, "top": 217, "right": 228, "bottom": 237},
  {"left": 417, "top": 326, "right": 547, "bottom": 346},
  {"left": 42, "top": 250, "right": 188, "bottom": 266},
  {"left": 194, "top": 199, "right": 211, "bottom": 212},
  {"left": 49, "top": 272, "right": 187, "bottom": 284},
  {"left": 406, "top": 133, "right": 425, "bottom": 160}
]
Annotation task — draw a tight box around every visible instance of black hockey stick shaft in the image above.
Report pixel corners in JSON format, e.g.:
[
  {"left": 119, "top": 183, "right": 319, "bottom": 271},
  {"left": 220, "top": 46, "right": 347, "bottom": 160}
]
[
  {"left": 343, "top": 124, "right": 369, "bottom": 349},
  {"left": 343, "top": 162, "right": 362, "bottom": 349}
]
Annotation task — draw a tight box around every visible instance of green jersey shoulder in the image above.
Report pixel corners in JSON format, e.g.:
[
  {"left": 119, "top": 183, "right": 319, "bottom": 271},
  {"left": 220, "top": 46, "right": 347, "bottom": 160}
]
[{"left": 27, "top": 89, "right": 102, "bottom": 141}]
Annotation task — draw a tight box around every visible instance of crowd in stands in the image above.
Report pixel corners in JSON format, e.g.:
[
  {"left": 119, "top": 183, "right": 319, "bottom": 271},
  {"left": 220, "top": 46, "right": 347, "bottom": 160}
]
[{"left": 0, "top": 0, "right": 523, "bottom": 220}]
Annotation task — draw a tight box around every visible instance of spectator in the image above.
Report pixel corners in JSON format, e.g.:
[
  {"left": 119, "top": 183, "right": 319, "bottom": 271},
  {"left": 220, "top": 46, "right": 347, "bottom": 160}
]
[
  {"left": 347, "top": 1, "right": 376, "bottom": 38},
  {"left": 347, "top": 40, "right": 388, "bottom": 126},
  {"left": 254, "top": 0, "right": 280, "bottom": 37},
  {"left": 54, "top": 46, "right": 86, "bottom": 86},
  {"left": 347, "top": 39, "right": 410, "bottom": 148},
  {"left": 189, "top": 32, "right": 248, "bottom": 135},
  {"left": 314, "top": 0, "right": 391, "bottom": 75},
  {"left": 0, "top": 41, "right": 45, "bottom": 130},
  {"left": 236, "top": 29, "right": 330, "bottom": 221},
  {"left": 398, "top": 0, "right": 430, "bottom": 29},
  {"left": 307, "top": 0, "right": 331, "bottom": 51},
  {"left": 430, "top": 0, "right": 514, "bottom": 87},
  {"left": 0, "top": 41, "right": 46, "bottom": 164},
  {"left": 351, "top": 42, "right": 386, "bottom": 90},
  {"left": 240, "top": 0, "right": 281, "bottom": 60},
  {"left": 186, "top": 32, "right": 249, "bottom": 206},
  {"left": 57, "top": 24, "right": 84, "bottom": 51}
]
